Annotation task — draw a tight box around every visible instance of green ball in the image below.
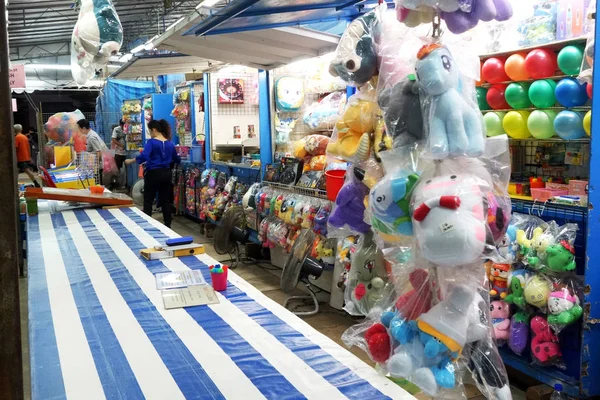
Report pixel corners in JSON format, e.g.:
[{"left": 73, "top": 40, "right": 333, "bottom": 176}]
[
  {"left": 483, "top": 112, "right": 506, "bottom": 137},
  {"left": 527, "top": 109, "right": 557, "bottom": 139},
  {"left": 528, "top": 79, "right": 557, "bottom": 108},
  {"left": 476, "top": 87, "right": 489, "bottom": 110},
  {"left": 505, "top": 82, "right": 532, "bottom": 109},
  {"left": 557, "top": 45, "right": 584, "bottom": 75}
]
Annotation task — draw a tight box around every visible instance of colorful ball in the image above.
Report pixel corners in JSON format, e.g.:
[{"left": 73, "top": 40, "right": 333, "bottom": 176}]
[
  {"left": 505, "top": 82, "right": 532, "bottom": 108},
  {"left": 483, "top": 112, "right": 506, "bottom": 137},
  {"left": 476, "top": 61, "right": 485, "bottom": 86},
  {"left": 482, "top": 57, "right": 509, "bottom": 83},
  {"left": 555, "top": 78, "right": 588, "bottom": 107},
  {"left": 554, "top": 110, "right": 586, "bottom": 140},
  {"left": 528, "top": 79, "right": 556, "bottom": 108},
  {"left": 527, "top": 110, "right": 557, "bottom": 139},
  {"left": 476, "top": 87, "right": 489, "bottom": 110},
  {"left": 503, "top": 110, "right": 531, "bottom": 139},
  {"left": 557, "top": 45, "right": 584, "bottom": 75},
  {"left": 587, "top": 82, "right": 593, "bottom": 99},
  {"left": 525, "top": 49, "right": 557, "bottom": 79},
  {"left": 505, "top": 53, "right": 530, "bottom": 81},
  {"left": 486, "top": 84, "right": 510, "bottom": 110},
  {"left": 583, "top": 110, "right": 591, "bottom": 136}
]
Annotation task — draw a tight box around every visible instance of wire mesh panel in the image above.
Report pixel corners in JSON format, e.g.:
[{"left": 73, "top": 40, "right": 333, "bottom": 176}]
[{"left": 75, "top": 151, "right": 100, "bottom": 185}]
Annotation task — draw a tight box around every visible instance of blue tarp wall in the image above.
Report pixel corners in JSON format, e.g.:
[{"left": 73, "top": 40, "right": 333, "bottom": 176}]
[
  {"left": 95, "top": 79, "right": 155, "bottom": 142},
  {"left": 157, "top": 74, "right": 186, "bottom": 94}
]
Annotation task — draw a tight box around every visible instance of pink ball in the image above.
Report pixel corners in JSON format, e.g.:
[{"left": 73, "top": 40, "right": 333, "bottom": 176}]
[
  {"left": 587, "top": 82, "right": 593, "bottom": 98},
  {"left": 525, "top": 49, "right": 558, "bottom": 79},
  {"left": 482, "top": 57, "right": 509, "bottom": 83}
]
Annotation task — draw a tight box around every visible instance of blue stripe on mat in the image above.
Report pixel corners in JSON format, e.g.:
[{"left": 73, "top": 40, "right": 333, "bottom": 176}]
[
  {"left": 98, "top": 209, "right": 307, "bottom": 400},
  {"left": 119, "top": 208, "right": 392, "bottom": 400},
  {"left": 74, "top": 210, "right": 225, "bottom": 400},
  {"left": 51, "top": 213, "right": 144, "bottom": 400},
  {"left": 28, "top": 216, "right": 67, "bottom": 400}
]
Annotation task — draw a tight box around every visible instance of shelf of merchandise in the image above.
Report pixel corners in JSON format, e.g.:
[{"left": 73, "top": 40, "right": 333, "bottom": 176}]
[{"left": 265, "top": 181, "right": 329, "bottom": 201}]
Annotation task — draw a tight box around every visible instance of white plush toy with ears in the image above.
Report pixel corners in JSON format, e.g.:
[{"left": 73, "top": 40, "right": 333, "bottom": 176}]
[{"left": 71, "top": 0, "right": 123, "bottom": 85}]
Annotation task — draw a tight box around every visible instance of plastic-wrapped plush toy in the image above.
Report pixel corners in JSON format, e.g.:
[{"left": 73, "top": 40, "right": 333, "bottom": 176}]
[
  {"left": 524, "top": 274, "right": 551, "bottom": 309},
  {"left": 487, "top": 192, "right": 511, "bottom": 243},
  {"left": 547, "top": 287, "right": 583, "bottom": 329},
  {"left": 489, "top": 263, "right": 510, "bottom": 299},
  {"left": 328, "top": 11, "right": 379, "bottom": 87},
  {"left": 293, "top": 134, "right": 330, "bottom": 159},
  {"left": 303, "top": 91, "right": 346, "bottom": 131},
  {"left": 275, "top": 116, "right": 297, "bottom": 145},
  {"left": 498, "top": 225, "right": 518, "bottom": 262},
  {"left": 326, "top": 90, "right": 376, "bottom": 162},
  {"left": 313, "top": 203, "right": 331, "bottom": 236},
  {"left": 490, "top": 300, "right": 510, "bottom": 342},
  {"left": 530, "top": 316, "right": 562, "bottom": 366},
  {"left": 44, "top": 109, "right": 87, "bottom": 147},
  {"left": 415, "top": 44, "right": 484, "bottom": 159},
  {"left": 345, "top": 232, "right": 387, "bottom": 316},
  {"left": 71, "top": 0, "right": 123, "bottom": 85},
  {"left": 544, "top": 241, "right": 576, "bottom": 272},
  {"left": 517, "top": 1, "right": 557, "bottom": 47},
  {"left": 411, "top": 173, "right": 488, "bottom": 267},
  {"left": 441, "top": 0, "right": 513, "bottom": 35},
  {"left": 275, "top": 77, "right": 305, "bottom": 112},
  {"left": 329, "top": 169, "right": 371, "bottom": 235}
]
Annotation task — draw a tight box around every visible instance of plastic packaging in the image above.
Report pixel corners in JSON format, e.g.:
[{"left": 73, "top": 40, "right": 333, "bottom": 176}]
[
  {"left": 328, "top": 166, "right": 371, "bottom": 236},
  {"left": 578, "top": 0, "right": 596, "bottom": 84},
  {"left": 551, "top": 384, "right": 569, "bottom": 400},
  {"left": 274, "top": 116, "right": 298, "bottom": 146},
  {"left": 547, "top": 276, "right": 583, "bottom": 333},
  {"left": 303, "top": 91, "right": 346, "bottom": 131},
  {"left": 71, "top": 0, "right": 123, "bottom": 85},
  {"left": 44, "top": 110, "right": 87, "bottom": 146}
]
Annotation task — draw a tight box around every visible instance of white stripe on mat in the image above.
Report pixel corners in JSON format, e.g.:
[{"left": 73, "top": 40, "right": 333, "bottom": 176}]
[
  {"left": 129, "top": 207, "right": 414, "bottom": 400},
  {"left": 62, "top": 211, "right": 185, "bottom": 400},
  {"left": 38, "top": 213, "right": 105, "bottom": 400},
  {"left": 113, "top": 209, "right": 349, "bottom": 400},
  {"left": 85, "top": 209, "right": 265, "bottom": 400}
]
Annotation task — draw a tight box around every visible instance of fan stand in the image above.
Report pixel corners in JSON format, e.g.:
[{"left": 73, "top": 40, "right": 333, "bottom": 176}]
[{"left": 283, "top": 281, "right": 319, "bottom": 316}]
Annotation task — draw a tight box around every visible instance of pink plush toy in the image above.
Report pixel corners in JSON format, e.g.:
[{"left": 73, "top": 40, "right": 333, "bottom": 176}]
[
  {"left": 530, "top": 316, "right": 562, "bottom": 365},
  {"left": 490, "top": 300, "right": 510, "bottom": 341}
]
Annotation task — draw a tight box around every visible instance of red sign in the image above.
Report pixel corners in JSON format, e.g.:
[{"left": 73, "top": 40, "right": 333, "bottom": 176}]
[{"left": 9, "top": 65, "right": 25, "bottom": 88}]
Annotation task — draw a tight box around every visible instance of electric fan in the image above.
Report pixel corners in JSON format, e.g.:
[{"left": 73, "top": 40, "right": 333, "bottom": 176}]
[
  {"left": 131, "top": 179, "right": 144, "bottom": 207},
  {"left": 213, "top": 206, "right": 250, "bottom": 268},
  {"left": 281, "top": 229, "right": 325, "bottom": 316}
]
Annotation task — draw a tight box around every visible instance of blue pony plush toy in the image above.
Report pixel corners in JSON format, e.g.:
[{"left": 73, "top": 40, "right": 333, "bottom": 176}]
[{"left": 415, "top": 44, "right": 484, "bottom": 159}]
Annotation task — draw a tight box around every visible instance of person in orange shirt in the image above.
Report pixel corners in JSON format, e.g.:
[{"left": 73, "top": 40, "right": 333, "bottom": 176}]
[{"left": 14, "top": 124, "right": 39, "bottom": 187}]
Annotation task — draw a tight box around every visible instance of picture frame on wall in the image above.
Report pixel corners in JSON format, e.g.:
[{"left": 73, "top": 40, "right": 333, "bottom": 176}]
[{"left": 218, "top": 78, "right": 245, "bottom": 104}]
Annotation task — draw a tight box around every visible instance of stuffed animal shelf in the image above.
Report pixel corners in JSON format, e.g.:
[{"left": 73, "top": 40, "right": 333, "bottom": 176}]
[{"left": 415, "top": 44, "right": 484, "bottom": 159}]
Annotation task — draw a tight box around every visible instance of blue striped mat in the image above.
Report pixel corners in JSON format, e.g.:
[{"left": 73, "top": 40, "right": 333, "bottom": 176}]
[{"left": 27, "top": 207, "right": 413, "bottom": 400}]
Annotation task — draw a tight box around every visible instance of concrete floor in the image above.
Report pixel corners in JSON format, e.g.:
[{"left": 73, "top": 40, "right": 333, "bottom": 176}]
[{"left": 19, "top": 210, "right": 529, "bottom": 400}]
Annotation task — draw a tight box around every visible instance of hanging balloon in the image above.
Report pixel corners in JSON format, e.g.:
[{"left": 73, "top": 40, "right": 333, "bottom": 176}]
[
  {"left": 505, "top": 82, "right": 532, "bottom": 108},
  {"left": 482, "top": 57, "right": 509, "bottom": 83},
  {"left": 527, "top": 110, "right": 557, "bottom": 139},
  {"left": 505, "top": 53, "right": 530, "bottom": 81},
  {"left": 554, "top": 110, "right": 586, "bottom": 140},
  {"left": 477, "top": 87, "right": 490, "bottom": 110},
  {"left": 557, "top": 45, "right": 584, "bottom": 75},
  {"left": 503, "top": 110, "right": 531, "bottom": 139},
  {"left": 528, "top": 79, "right": 557, "bottom": 108},
  {"left": 483, "top": 112, "right": 506, "bottom": 137},
  {"left": 525, "top": 49, "right": 557, "bottom": 79},
  {"left": 555, "top": 78, "right": 588, "bottom": 107},
  {"left": 587, "top": 82, "right": 593, "bottom": 99},
  {"left": 486, "top": 84, "right": 510, "bottom": 109}
]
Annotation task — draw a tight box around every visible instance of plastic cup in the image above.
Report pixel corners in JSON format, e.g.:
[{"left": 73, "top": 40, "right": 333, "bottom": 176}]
[
  {"left": 527, "top": 110, "right": 557, "bottom": 139},
  {"left": 210, "top": 265, "right": 229, "bottom": 291},
  {"left": 528, "top": 79, "right": 556, "bottom": 108},
  {"left": 557, "top": 45, "right": 584, "bottom": 75},
  {"left": 503, "top": 110, "right": 531, "bottom": 139},
  {"left": 505, "top": 53, "right": 530, "bottom": 81},
  {"left": 505, "top": 82, "right": 532, "bottom": 109},
  {"left": 554, "top": 110, "right": 586, "bottom": 140},
  {"left": 483, "top": 112, "right": 506, "bottom": 137}
]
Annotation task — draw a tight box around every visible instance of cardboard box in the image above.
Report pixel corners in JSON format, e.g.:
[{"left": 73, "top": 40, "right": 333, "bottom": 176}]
[{"left": 140, "top": 243, "right": 205, "bottom": 260}]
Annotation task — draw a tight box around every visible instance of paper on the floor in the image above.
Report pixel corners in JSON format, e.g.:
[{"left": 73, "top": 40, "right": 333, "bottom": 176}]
[
  {"left": 155, "top": 270, "right": 207, "bottom": 290},
  {"left": 162, "top": 285, "right": 219, "bottom": 310}
]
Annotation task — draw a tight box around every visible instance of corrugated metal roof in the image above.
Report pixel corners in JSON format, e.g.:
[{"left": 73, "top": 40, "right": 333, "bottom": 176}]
[{"left": 110, "top": 54, "right": 224, "bottom": 78}]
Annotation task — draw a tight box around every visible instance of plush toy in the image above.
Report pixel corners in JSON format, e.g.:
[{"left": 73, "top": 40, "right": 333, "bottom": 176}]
[
  {"left": 44, "top": 110, "right": 87, "bottom": 147},
  {"left": 527, "top": 230, "right": 556, "bottom": 268},
  {"left": 347, "top": 233, "right": 387, "bottom": 314},
  {"left": 516, "top": 226, "right": 543, "bottom": 257},
  {"left": 396, "top": 6, "right": 433, "bottom": 28},
  {"left": 547, "top": 288, "right": 583, "bottom": 327},
  {"left": 544, "top": 240, "right": 576, "bottom": 272},
  {"left": 275, "top": 116, "right": 297, "bottom": 145},
  {"left": 364, "top": 323, "right": 392, "bottom": 363},
  {"left": 486, "top": 193, "right": 510, "bottom": 243},
  {"left": 490, "top": 300, "right": 511, "bottom": 341},
  {"left": 313, "top": 203, "right": 331, "bottom": 236},
  {"left": 524, "top": 274, "right": 551, "bottom": 309},
  {"left": 326, "top": 94, "right": 376, "bottom": 162},
  {"left": 415, "top": 44, "right": 484, "bottom": 159},
  {"left": 307, "top": 155, "right": 327, "bottom": 171},
  {"left": 489, "top": 263, "right": 510, "bottom": 298},
  {"left": 509, "top": 311, "right": 530, "bottom": 356},
  {"left": 442, "top": 0, "right": 513, "bottom": 35},
  {"left": 504, "top": 275, "right": 527, "bottom": 310},
  {"left": 370, "top": 172, "right": 419, "bottom": 237},
  {"left": 498, "top": 225, "right": 518, "bottom": 262},
  {"left": 329, "top": 11, "right": 379, "bottom": 86},
  {"left": 280, "top": 198, "right": 295, "bottom": 224},
  {"left": 294, "top": 134, "right": 330, "bottom": 159},
  {"left": 303, "top": 91, "right": 345, "bottom": 130},
  {"left": 377, "top": 77, "right": 424, "bottom": 149},
  {"left": 275, "top": 77, "right": 304, "bottom": 112},
  {"left": 530, "top": 316, "right": 562, "bottom": 365},
  {"left": 329, "top": 177, "right": 371, "bottom": 234},
  {"left": 301, "top": 203, "right": 319, "bottom": 229},
  {"left": 71, "top": 0, "right": 123, "bottom": 85},
  {"left": 395, "top": 268, "right": 438, "bottom": 320},
  {"left": 411, "top": 174, "right": 487, "bottom": 267}
]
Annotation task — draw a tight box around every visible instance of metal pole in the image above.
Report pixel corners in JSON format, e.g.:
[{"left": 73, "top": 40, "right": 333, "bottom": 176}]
[{"left": 0, "top": 0, "right": 24, "bottom": 396}]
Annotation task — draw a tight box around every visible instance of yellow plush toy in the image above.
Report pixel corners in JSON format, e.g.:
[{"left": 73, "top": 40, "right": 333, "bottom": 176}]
[
  {"left": 327, "top": 97, "right": 376, "bottom": 162},
  {"left": 372, "top": 109, "right": 392, "bottom": 162}
]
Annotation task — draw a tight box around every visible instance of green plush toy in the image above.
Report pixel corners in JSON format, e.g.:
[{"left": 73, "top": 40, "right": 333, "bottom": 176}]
[
  {"left": 547, "top": 288, "right": 583, "bottom": 326},
  {"left": 545, "top": 240, "right": 576, "bottom": 272},
  {"left": 504, "top": 276, "right": 527, "bottom": 310}
]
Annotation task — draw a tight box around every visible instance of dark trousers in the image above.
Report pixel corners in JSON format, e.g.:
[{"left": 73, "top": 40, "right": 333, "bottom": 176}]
[{"left": 144, "top": 168, "right": 173, "bottom": 227}]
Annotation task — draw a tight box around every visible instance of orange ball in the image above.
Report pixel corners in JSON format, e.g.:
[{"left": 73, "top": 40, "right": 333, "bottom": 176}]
[
  {"left": 505, "top": 53, "right": 530, "bottom": 81},
  {"left": 476, "top": 61, "right": 485, "bottom": 86}
]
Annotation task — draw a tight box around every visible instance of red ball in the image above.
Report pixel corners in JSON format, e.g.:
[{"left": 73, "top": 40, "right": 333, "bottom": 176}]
[
  {"left": 525, "top": 49, "right": 558, "bottom": 79},
  {"left": 482, "top": 57, "right": 509, "bottom": 83},
  {"left": 486, "top": 84, "right": 510, "bottom": 110},
  {"left": 587, "top": 82, "right": 593, "bottom": 98},
  {"left": 365, "top": 324, "right": 391, "bottom": 363}
]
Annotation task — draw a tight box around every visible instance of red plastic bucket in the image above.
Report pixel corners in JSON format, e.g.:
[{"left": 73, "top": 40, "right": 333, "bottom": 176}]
[
  {"left": 210, "top": 265, "right": 228, "bottom": 291},
  {"left": 325, "top": 170, "right": 346, "bottom": 201}
]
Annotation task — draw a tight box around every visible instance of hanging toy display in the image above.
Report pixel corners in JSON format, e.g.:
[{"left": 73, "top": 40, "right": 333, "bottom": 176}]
[{"left": 172, "top": 87, "right": 192, "bottom": 146}]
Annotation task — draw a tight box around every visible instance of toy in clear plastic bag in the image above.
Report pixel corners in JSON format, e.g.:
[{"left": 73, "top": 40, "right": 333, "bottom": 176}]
[
  {"left": 524, "top": 273, "right": 552, "bottom": 310},
  {"left": 313, "top": 202, "right": 331, "bottom": 236},
  {"left": 527, "top": 222, "right": 578, "bottom": 273},
  {"left": 303, "top": 91, "right": 346, "bottom": 131},
  {"left": 71, "top": 0, "right": 123, "bottom": 85},
  {"left": 490, "top": 300, "right": 511, "bottom": 342},
  {"left": 328, "top": 10, "right": 380, "bottom": 87},
  {"left": 44, "top": 109, "right": 87, "bottom": 146},
  {"left": 415, "top": 43, "right": 485, "bottom": 159},
  {"left": 328, "top": 167, "right": 371, "bottom": 235},
  {"left": 336, "top": 236, "right": 357, "bottom": 290},
  {"left": 344, "top": 232, "right": 387, "bottom": 316},
  {"left": 530, "top": 315, "right": 563, "bottom": 367},
  {"left": 579, "top": 0, "right": 595, "bottom": 84},
  {"left": 517, "top": 1, "right": 557, "bottom": 47},
  {"left": 275, "top": 116, "right": 297, "bottom": 146},
  {"left": 293, "top": 134, "right": 330, "bottom": 159},
  {"left": 548, "top": 286, "right": 583, "bottom": 332}
]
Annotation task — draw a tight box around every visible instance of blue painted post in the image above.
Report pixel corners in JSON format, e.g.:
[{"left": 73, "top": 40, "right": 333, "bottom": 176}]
[
  {"left": 258, "top": 69, "right": 272, "bottom": 177},
  {"left": 189, "top": 83, "right": 196, "bottom": 147},
  {"left": 203, "top": 73, "right": 212, "bottom": 168},
  {"left": 581, "top": 21, "right": 600, "bottom": 398}
]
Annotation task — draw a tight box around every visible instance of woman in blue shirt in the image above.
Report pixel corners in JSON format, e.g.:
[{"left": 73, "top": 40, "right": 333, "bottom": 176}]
[{"left": 126, "top": 119, "right": 180, "bottom": 227}]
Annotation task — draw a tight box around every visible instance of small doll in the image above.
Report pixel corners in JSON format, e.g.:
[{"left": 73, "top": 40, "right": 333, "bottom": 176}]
[
  {"left": 489, "top": 263, "right": 510, "bottom": 299},
  {"left": 530, "top": 316, "right": 562, "bottom": 365},
  {"left": 547, "top": 288, "right": 583, "bottom": 327},
  {"left": 313, "top": 203, "right": 331, "bottom": 236},
  {"left": 490, "top": 300, "right": 510, "bottom": 341}
]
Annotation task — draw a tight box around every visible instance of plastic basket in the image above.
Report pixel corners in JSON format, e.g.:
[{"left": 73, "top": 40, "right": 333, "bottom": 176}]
[
  {"left": 531, "top": 188, "right": 569, "bottom": 201},
  {"left": 324, "top": 169, "right": 346, "bottom": 201}
]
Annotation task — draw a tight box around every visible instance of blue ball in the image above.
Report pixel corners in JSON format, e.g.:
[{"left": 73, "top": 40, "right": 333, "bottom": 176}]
[
  {"left": 553, "top": 110, "right": 586, "bottom": 139},
  {"left": 555, "top": 78, "right": 588, "bottom": 107}
]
